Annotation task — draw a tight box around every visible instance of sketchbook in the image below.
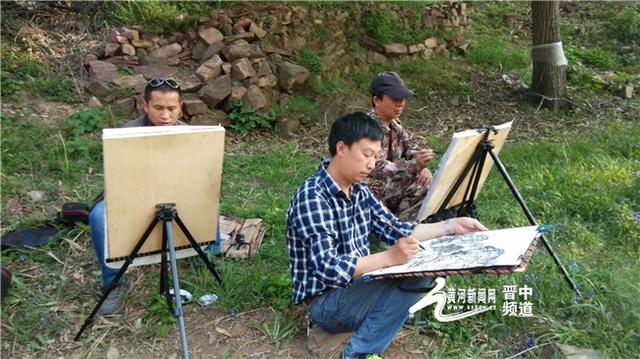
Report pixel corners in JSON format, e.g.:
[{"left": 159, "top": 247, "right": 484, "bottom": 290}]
[
  {"left": 365, "top": 226, "right": 541, "bottom": 279},
  {"left": 101, "top": 125, "right": 225, "bottom": 267},
  {"left": 416, "top": 121, "right": 513, "bottom": 222}
]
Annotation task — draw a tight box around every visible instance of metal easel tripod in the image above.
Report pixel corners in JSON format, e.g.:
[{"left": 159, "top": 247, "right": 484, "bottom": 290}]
[
  {"left": 424, "top": 127, "right": 580, "bottom": 296},
  {"left": 75, "top": 203, "right": 223, "bottom": 359}
]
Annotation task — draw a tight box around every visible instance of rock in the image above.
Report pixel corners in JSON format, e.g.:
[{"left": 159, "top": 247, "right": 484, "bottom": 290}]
[
  {"left": 223, "top": 32, "right": 255, "bottom": 44},
  {"left": 409, "top": 43, "right": 426, "bottom": 54},
  {"left": 191, "top": 41, "right": 207, "bottom": 61},
  {"left": 255, "top": 61, "right": 272, "bottom": 77},
  {"left": 115, "top": 35, "right": 129, "bottom": 45},
  {"left": 221, "top": 62, "right": 232, "bottom": 75},
  {"left": 234, "top": 17, "right": 252, "bottom": 30},
  {"left": 229, "top": 81, "right": 248, "bottom": 102},
  {"left": 198, "top": 74, "right": 231, "bottom": 109},
  {"left": 262, "top": 45, "right": 292, "bottom": 57},
  {"left": 136, "top": 48, "right": 147, "bottom": 58},
  {"left": 421, "top": 48, "right": 435, "bottom": 60},
  {"left": 179, "top": 75, "right": 203, "bottom": 93},
  {"left": 27, "top": 190, "right": 45, "bottom": 202},
  {"left": 112, "top": 97, "right": 135, "bottom": 115},
  {"left": 134, "top": 64, "right": 178, "bottom": 80},
  {"left": 243, "top": 85, "right": 267, "bottom": 110},
  {"left": 131, "top": 39, "right": 153, "bottom": 49},
  {"left": 149, "top": 43, "right": 182, "bottom": 58},
  {"left": 276, "top": 62, "right": 309, "bottom": 93},
  {"left": 120, "top": 28, "right": 139, "bottom": 42},
  {"left": 190, "top": 109, "right": 229, "bottom": 126},
  {"left": 86, "top": 81, "right": 112, "bottom": 97},
  {"left": 424, "top": 37, "right": 438, "bottom": 49},
  {"left": 231, "top": 58, "right": 256, "bottom": 81},
  {"left": 183, "top": 99, "right": 209, "bottom": 116},
  {"left": 275, "top": 118, "right": 300, "bottom": 139},
  {"left": 361, "top": 36, "right": 385, "bottom": 53},
  {"left": 384, "top": 43, "right": 408, "bottom": 56},
  {"left": 249, "top": 22, "right": 267, "bottom": 39},
  {"left": 199, "top": 27, "right": 224, "bottom": 45},
  {"left": 121, "top": 44, "right": 136, "bottom": 56},
  {"left": 195, "top": 55, "right": 224, "bottom": 82},
  {"left": 371, "top": 52, "right": 388, "bottom": 65},
  {"left": 87, "top": 60, "right": 118, "bottom": 82},
  {"left": 112, "top": 74, "right": 147, "bottom": 89},
  {"left": 83, "top": 53, "right": 98, "bottom": 66},
  {"left": 257, "top": 75, "right": 278, "bottom": 88},
  {"left": 558, "top": 344, "right": 604, "bottom": 359},
  {"left": 104, "top": 42, "right": 120, "bottom": 57},
  {"left": 200, "top": 41, "right": 224, "bottom": 62},
  {"left": 88, "top": 96, "right": 102, "bottom": 108},
  {"left": 106, "top": 345, "right": 120, "bottom": 359},
  {"left": 222, "top": 40, "right": 263, "bottom": 61},
  {"left": 618, "top": 84, "right": 634, "bottom": 99}
]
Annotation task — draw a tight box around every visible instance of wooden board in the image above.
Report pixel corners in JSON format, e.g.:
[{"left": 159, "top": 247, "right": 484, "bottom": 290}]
[
  {"left": 416, "top": 121, "right": 512, "bottom": 222},
  {"left": 102, "top": 126, "right": 225, "bottom": 264}
]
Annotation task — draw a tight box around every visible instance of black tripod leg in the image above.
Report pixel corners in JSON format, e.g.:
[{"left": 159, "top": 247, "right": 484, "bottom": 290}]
[
  {"left": 75, "top": 215, "right": 161, "bottom": 341},
  {"left": 487, "top": 149, "right": 581, "bottom": 296},
  {"left": 160, "top": 221, "right": 173, "bottom": 312},
  {"left": 174, "top": 214, "right": 223, "bottom": 285}
]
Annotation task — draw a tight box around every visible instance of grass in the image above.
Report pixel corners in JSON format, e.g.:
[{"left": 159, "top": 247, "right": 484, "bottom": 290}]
[
  {"left": 103, "top": 0, "right": 213, "bottom": 34},
  {"left": 0, "top": 45, "right": 81, "bottom": 103},
  {"left": 2, "top": 113, "right": 638, "bottom": 356}
]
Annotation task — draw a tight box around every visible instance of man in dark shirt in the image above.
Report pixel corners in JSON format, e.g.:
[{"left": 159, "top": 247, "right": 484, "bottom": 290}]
[
  {"left": 89, "top": 79, "right": 187, "bottom": 315},
  {"left": 286, "top": 112, "right": 487, "bottom": 358}
]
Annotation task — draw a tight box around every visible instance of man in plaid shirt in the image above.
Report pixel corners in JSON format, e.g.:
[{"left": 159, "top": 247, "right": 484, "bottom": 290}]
[{"left": 286, "top": 112, "right": 487, "bottom": 359}]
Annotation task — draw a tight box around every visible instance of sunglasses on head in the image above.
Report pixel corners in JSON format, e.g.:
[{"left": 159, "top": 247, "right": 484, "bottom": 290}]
[{"left": 148, "top": 78, "right": 180, "bottom": 89}]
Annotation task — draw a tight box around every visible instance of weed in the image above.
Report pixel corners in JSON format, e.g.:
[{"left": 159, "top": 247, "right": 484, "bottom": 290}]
[
  {"left": 466, "top": 35, "right": 529, "bottom": 72},
  {"left": 565, "top": 46, "right": 618, "bottom": 69},
  {"left": 104, "top": 0, "right": 212, "bottom": 34},
  {"left": 610, "top": 7, "right": 640, "bottom": 43},
  {"left": 259, "top": 313, "right": 299, "bottom": 349},
  {"left": 296, "top": 48, "right": 323, "bottom": 74},
  {"left": 228, "top": 102, "right": 277, "bottom": 133}
]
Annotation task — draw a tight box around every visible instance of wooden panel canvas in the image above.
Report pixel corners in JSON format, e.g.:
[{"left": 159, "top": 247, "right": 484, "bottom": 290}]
[
  {"left": 416, "top": 121, "right": 512, "bottom": 222},
  {"left": 102, "top": 126, "right": 225, "bottom": 265}
]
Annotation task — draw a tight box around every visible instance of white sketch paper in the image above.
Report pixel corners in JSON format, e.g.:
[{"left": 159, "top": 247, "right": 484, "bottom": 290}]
[{"left": 366, "top": 226, "right": 541, "bottom": 277}]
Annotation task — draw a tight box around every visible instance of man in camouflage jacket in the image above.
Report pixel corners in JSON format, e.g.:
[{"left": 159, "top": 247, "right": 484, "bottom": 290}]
[{"left": 363, "top": 72, "right": 435, "bottom": 220}]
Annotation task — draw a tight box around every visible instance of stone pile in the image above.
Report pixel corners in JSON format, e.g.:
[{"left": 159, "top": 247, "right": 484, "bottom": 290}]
[
  {"left": 83, "top": 9, "right": 310, "bottom": 126},
  {"left": 362, "top": 2, "right": 471, "bottom": 61}
]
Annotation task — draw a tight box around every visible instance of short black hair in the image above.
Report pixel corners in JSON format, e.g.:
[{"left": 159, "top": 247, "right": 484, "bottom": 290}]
[
  {"left": 371, "top": 91, "right": 385, "bottom": 108},
  {"left": 328, "top": 112, "right": 383, "bottom": 156},
  {"left": 143, "top": 83, "right": 181, "bottom": 102}
]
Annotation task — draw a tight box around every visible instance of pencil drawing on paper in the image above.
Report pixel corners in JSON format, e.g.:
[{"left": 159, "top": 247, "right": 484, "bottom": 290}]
[{"left": 407, "top": 233, "right": 505, "bottom": 270}]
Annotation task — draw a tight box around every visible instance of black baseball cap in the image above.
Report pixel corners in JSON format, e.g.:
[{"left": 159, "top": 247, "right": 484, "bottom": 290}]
[{"left": 370, "top": 71, "right": 415, "bottom": 99}]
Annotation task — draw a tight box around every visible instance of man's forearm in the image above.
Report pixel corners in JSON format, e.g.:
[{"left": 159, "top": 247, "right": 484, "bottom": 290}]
[
  {"left": 411, "top": 221, "right": 452, "bottom": 241},
  {"left": 352, "top": 251, "right": 396, "bottom": 278}
]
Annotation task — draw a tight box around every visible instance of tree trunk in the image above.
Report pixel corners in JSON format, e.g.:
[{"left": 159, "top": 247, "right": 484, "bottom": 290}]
[{"left": 531, "top": 1, "right": 567, "bottom": 112}]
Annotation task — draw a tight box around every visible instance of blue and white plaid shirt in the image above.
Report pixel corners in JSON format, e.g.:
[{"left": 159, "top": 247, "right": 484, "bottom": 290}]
[{"left": 286, "top": 159, "right": 417, "bottom": 304}]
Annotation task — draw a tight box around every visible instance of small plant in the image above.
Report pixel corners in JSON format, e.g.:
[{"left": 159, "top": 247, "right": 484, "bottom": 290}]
[
  {"left": 140, "top": 294, "right": 176, "bottom": 338},
  {"left": 610, "top": 7, "right": 640, "bottom": 43},
  {"left": 66, "top": 108, "right": 109, "bottom": 137},
  {"left": 296, "top": 48, "right": 323, "bottom": 74},
  {"left": 228, "top": 102, "right": 277, "bottom": 133},
  {"left": 259, "top": 313, "right": 298, "bottom": 349}
]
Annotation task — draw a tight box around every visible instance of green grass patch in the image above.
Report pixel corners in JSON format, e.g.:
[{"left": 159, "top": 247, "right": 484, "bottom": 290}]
[
  {"left": 466, "top": 35, "right": 530, "bottom": 72},
  {"left": 0, "top": 45, "right": 81, "bottom": 103},
  {"left": 361, "top": 9, "right": 455, "bottom": 46},
  {"left": 103, "top": 0, "right": 213, "bottom": 34}
]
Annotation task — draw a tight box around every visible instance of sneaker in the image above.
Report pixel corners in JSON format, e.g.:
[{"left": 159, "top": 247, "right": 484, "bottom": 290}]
[
  {"left": 340, "top": 352, "right": 382, "bottom": 359},
  {"left": 99, "top": 281, "right": 129, "bottom": 315}
]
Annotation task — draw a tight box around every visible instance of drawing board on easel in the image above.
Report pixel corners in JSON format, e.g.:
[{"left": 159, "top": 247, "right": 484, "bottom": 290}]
[{"left": 416, "top": 121, "right": 513, "bottom": 222}]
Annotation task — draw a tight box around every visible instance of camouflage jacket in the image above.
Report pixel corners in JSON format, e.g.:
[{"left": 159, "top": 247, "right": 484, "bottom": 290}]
[{"left": 364, "top": 110, "right": 421, "bottom": 194}]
